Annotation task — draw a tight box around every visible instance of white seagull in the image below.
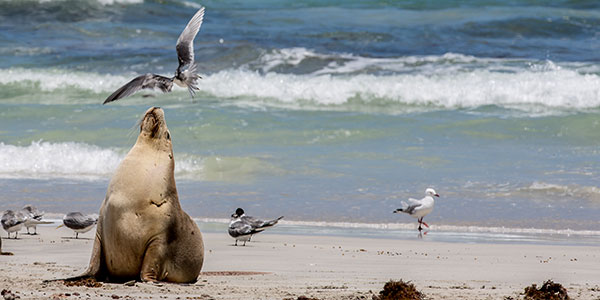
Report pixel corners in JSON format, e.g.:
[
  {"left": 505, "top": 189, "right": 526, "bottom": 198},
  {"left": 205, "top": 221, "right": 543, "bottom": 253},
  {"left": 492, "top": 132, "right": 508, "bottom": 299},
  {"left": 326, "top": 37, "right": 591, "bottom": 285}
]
[
  {"left": 103, "top": 7, "right": 205, "bottom": 104},
  {"left": 1, "top": 210, "right": 26, "bottom": 239},
  {"left": 228, "top": 208, "right": 284, "bottom": 246},
  {"left": 393, "top": 188, "right": 439, "bottom": 231},
  {"left": 57, "top": 212, "right": 98, "bottom": 239}
]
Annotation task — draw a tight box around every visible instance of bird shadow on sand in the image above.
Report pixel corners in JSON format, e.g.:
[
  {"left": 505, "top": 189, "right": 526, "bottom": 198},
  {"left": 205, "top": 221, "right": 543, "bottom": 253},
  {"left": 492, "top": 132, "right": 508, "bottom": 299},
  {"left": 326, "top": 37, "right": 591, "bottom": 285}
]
[{"left": 60, "top": 237, "right": 93, "bottom": 240}]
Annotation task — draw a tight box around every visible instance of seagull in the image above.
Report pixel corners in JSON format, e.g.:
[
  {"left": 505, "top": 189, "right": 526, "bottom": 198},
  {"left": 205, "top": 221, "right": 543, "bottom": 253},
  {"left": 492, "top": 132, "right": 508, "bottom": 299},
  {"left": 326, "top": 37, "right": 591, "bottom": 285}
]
[
  {"left": 56, "top": 212, "right": 98, "bottom": 239},
  {"left": 228, "top": 208, "right": 284, "bottom": 246},
  {"left": 1, "top": 210, "right": 26, "bottom": 239},
  {"left": 21, "top": 205, "right": 50, "bottom": 235},
  {"left": 393, "top": 188, "right": 439, "bottom": 231},
  {"left": 103, "top": 7, "right": 205, "bottom": 104}
]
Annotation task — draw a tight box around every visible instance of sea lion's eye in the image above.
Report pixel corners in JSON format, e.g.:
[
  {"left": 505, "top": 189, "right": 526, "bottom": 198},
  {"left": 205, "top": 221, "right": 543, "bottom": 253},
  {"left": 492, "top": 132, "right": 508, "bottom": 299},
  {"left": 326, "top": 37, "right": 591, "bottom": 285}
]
[{"left": 166, "top": 131, "right": 171, "bottom": 140}]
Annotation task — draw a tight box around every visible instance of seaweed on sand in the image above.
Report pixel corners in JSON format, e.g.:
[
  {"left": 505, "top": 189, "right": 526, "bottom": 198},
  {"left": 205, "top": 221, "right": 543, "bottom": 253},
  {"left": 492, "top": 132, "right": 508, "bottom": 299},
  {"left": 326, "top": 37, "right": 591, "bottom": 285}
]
[{"left": 372, "top": 279, "right": 424, "bottom": 300}]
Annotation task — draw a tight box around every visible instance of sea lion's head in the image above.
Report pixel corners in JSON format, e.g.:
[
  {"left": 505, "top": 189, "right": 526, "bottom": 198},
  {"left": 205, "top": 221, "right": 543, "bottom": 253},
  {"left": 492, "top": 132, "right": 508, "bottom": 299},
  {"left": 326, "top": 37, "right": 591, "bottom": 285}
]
[{"left": 139, "top": 107, "right": 172, "bottom": 151}]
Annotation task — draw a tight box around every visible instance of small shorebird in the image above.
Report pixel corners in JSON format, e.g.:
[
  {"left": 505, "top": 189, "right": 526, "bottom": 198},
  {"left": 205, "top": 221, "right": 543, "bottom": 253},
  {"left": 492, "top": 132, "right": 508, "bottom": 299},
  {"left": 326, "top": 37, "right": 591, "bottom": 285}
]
[
  {"left": 228, "top": 208, "right": 284, "bottom": 246},
  {"left": 394, "top": 188, "right": 439, "bottom": 231},
  {"left": 21, "top": 204, "right": 51, "bottom": 235},
  {"left": 57, "top": 212, "right": 98, "bottom": 239},
  {"left": 103, "top": 7, "right": 205, "bottom": 104},
  {"left": 1, "top": 210, "right": 26, "bottom": 239}
]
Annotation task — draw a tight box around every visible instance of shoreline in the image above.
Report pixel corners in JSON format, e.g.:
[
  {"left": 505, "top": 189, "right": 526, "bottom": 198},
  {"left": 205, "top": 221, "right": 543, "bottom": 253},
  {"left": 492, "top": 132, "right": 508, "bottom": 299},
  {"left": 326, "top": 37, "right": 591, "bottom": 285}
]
[
  {"left": 1, "top": 226, "right": 599, "bottom": 299},
  {"left": 32, "top": 217, "right": 600, "bottom": 247}
]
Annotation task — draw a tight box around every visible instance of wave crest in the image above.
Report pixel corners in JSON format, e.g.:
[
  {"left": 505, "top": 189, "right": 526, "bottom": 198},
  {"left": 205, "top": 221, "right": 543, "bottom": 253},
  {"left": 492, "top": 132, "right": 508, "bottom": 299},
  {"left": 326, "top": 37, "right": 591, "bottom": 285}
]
[{"left": 1, "top": 51, "right": 600, "bottom": 115}]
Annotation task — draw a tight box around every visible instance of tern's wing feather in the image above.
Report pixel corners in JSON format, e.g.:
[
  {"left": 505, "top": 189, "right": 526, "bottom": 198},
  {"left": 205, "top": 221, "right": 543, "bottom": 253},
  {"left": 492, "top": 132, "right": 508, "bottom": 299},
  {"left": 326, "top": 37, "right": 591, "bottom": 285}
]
[
  {"left": 103, "top": 73, "right": 173, "bottom": 104},
  {"left": 1, "top": 211, "right": 24, "bottom": 228},
  {"left": 241, "top": 215, "right": 266, "bottom": 228},
  {"left": 228, "top": 221, "right": 262, "bottom": 237},
  {"left": 63, "top": 213, "right": 96, "bottom": 230},
  {"left": 176, "top": 7, "right": 204, "bottom": 72},
  {"left": 243, "top": 215, "right": 283, "bottom": 229}
]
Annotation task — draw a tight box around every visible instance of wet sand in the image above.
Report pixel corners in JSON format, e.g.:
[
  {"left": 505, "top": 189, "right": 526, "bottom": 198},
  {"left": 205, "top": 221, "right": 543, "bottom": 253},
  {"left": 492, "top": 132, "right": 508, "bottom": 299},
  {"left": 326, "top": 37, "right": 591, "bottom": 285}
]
[{"left": 0, "top": 226, "right": 599, "bottom": 299}]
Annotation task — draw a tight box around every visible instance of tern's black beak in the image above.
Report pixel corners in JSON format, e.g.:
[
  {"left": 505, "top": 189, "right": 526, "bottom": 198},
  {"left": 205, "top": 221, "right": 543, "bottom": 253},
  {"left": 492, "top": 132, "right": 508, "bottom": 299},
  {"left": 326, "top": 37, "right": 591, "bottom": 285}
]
[{"left": 435, "top": 194, "right": 440, "bottom": 197}]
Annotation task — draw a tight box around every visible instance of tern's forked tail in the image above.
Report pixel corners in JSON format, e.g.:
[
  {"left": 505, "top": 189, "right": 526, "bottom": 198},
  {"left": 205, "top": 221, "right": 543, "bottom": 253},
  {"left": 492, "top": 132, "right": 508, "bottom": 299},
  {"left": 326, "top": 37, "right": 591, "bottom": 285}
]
[{"left": 178, "top": 63, "right": 201, "bottom": 97}]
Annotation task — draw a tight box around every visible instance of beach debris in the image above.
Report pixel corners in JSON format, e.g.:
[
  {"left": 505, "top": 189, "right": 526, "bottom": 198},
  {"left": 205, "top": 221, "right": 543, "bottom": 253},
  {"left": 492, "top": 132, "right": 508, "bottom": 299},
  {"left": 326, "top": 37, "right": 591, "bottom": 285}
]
[
  {"left": 1, "top": 290, "right": 19, "bottom": 300},
  {"left": 200, "top": 271, "right": 269, "bottom": 276},
  {"left": 62, "top": 277, "right": 103, "bottom": 288},
  {"left": 523, "top": 280, "right": 569, "bottom": 300},
  {"left": 124, "top": 280, "right": 136, "bottom": 286},
  {"left": 372, "top": 279, "right": 424, "bottom": 300}
]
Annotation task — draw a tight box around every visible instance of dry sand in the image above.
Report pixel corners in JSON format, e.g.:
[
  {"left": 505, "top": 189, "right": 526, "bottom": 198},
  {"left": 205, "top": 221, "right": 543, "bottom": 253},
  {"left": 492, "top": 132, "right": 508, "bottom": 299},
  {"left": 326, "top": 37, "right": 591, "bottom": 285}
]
[{"left": 1, "top": 226, "right": 599, "bottom": 299}]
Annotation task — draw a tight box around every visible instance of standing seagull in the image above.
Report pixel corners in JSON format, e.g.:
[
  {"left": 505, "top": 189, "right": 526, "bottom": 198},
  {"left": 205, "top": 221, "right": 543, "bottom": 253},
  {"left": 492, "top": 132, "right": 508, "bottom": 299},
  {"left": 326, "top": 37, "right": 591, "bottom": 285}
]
[
  {"left": 393, "top": 188, "right": 439, "bottom": 231},
  {"left": 103, "top": 7, "right": 205, "bottom": 104},
  {"left": 21, "top": 204, "right": 50, "bottom": 235},
  {"left": 228, "top": 208, "right": 284, "bottom": 246},
  {"left": 57, "top": 212, "right": 98, "bottom": 239},
  {"left": 1, "top": 210, "right": 26, "bottom": 239}
]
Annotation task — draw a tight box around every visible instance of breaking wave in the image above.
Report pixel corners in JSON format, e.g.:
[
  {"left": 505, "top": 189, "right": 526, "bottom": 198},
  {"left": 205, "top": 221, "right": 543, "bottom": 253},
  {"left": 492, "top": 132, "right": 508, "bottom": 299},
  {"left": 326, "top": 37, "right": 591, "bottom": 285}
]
[
  {"left": 0, "top": 141, "right": 276, "bottom": 181},
  {"left": 1, "top": 50, "right": 600, "bottom": 115}
]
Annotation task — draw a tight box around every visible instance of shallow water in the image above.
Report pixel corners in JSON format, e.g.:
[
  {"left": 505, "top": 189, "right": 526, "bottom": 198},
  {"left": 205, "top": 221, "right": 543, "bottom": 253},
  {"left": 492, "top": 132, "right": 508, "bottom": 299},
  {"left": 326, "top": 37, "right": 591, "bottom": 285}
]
[{"left": 1, "top": 0, "right": 600, "bottom": 241}]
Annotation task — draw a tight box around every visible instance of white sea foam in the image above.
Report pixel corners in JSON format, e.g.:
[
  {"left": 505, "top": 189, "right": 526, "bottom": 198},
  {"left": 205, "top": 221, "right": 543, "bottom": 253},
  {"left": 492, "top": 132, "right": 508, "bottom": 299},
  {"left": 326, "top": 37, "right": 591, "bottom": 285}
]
[
  {"left": 0, "top": 68, "right": 129, "bottom": 95},
  {"left": 195, "top": 217, "right": 600, "bottom": 238},
  {"left": 0, "top": 141, "right": 281, "bottom": 181},
  {"left": 0, "top": 141, "right": 122, "bottom": 180},
  {"left": 0, "top": 141, "right": 204, "bottom": 180},
  {"left": 518, "top": 181, "right": 600, "bottom": 203},
  {"left": 201, "top": 66, "right": 600, "bottom": 112},
  {"left": 2, "top": 51, "right": 599, "bottom": 114}
]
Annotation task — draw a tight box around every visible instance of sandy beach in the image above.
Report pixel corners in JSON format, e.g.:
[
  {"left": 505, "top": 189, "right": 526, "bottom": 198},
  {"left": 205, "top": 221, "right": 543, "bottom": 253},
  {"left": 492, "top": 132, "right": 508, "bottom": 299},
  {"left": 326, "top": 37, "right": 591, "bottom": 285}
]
[{"left": 0, "top": 226, "right": 598, "bottom": 299}]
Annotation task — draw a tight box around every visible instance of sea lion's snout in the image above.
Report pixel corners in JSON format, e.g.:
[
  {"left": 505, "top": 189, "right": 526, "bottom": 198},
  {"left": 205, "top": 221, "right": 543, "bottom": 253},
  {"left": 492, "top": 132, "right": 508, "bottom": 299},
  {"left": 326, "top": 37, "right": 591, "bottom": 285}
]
[{"left": 140, "top": 107, "right": 166, "bottom": 137}]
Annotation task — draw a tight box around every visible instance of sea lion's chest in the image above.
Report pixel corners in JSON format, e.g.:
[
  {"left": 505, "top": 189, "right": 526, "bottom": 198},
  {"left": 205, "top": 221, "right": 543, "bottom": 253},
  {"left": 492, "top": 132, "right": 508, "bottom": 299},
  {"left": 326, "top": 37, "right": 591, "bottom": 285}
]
[{"left": 101, "top": 149, "right": 176, "bottom": 274}]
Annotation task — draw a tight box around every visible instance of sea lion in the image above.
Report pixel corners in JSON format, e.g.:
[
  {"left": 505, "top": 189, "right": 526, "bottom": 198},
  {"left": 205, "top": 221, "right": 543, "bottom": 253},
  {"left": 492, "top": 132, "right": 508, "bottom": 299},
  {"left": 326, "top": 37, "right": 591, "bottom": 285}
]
[{"left": 70, "top": 107, "right": 204, "bottom": 283}]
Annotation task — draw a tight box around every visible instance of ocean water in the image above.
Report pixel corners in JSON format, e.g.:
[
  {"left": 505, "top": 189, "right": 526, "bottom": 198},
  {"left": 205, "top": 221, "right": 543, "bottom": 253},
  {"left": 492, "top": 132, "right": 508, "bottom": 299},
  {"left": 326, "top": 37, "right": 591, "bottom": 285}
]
[{"left": 1, "top": 0, "right": 600, "bottom": 242}]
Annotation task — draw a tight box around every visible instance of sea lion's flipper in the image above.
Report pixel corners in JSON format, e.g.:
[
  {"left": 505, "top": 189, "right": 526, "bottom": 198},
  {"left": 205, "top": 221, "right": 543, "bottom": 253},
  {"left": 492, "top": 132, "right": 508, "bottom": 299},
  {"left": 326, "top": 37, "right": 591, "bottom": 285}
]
[
  {"left": 140, "top": 238, "right": 168, "bottom": 282},
  {"left": 81, "top": 226, "right": 106, "bottom": 279},
  {"left": 43, "top": 220, "right": 106, "bottom": 283}
]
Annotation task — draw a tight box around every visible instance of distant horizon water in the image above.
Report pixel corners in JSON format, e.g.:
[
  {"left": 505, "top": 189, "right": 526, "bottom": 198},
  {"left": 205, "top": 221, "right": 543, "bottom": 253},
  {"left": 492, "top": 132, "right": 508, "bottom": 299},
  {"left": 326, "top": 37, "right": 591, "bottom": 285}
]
[{"left": 1, "top": 0, "right": 600, "bottom": 243}]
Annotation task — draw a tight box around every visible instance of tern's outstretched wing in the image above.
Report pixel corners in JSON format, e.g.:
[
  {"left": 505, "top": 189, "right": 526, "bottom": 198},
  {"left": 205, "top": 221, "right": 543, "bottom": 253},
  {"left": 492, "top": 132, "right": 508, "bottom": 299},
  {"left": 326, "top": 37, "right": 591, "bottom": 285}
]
[
  {"left": 103, "top": 73, "right": 173, "bottom": 104},
  {"left": 176, "top": 7, "right": 205, "bottom": 73},
  {"left": 63, "top": 212, "right": 96, "bottom": 230}
]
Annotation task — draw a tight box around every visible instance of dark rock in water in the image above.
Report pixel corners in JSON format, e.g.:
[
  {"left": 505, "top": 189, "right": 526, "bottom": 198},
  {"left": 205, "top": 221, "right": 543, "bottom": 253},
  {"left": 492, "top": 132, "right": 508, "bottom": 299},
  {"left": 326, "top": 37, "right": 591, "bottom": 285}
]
[
  {"left": 523, "top": 280, "right": 569, "bottom": 300},
  {"left": 372, "top": 279, "right": 424, "bottom": 300}
]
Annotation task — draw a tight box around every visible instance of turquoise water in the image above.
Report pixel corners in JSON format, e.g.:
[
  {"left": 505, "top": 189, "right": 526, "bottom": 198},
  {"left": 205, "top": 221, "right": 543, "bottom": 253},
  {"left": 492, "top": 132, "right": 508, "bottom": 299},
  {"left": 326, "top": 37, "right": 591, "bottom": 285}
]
[{"left": 1, "top": 0, "right": 600, "bottom": 239}]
